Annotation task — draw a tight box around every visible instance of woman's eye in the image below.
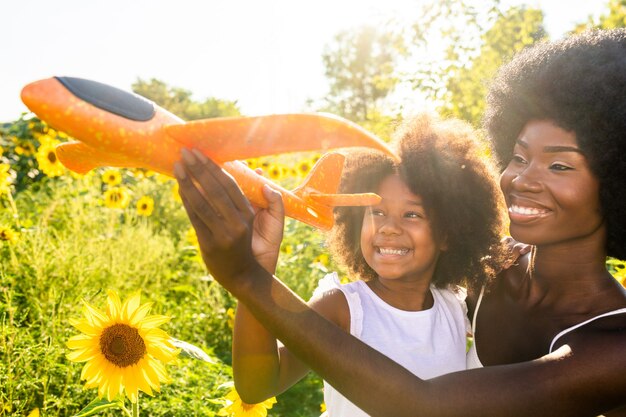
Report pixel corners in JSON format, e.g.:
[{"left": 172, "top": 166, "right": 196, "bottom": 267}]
[
  {"left": 550, "top": 163, "right": 573, "bottom": 171},
  {"left": 370, "top": 209, "right": 384, "bottom": 216},
  {"left": 511, "top": 154, "right": 527, "bottom": 164}
]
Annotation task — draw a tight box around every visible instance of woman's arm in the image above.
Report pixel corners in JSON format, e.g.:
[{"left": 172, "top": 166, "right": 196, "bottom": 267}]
[{"left": 175, "top": 149, "right": 626, "bottom": 417}]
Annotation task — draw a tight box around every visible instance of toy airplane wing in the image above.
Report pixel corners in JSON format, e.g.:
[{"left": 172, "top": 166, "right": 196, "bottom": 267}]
[
  {"left": 21, "top": 77, "right": 398, "bottom": 178},
  {"left": 165, "top": 113, "right": 396, "bottom": 164}
]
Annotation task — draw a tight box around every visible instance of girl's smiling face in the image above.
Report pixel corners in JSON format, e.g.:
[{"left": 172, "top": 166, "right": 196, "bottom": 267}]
[
  {"left": 499, "top": 120, "right": 604, "bottom": 247},
  {"left": 360, "top": 174, "right": 444, "bottom": 282}
]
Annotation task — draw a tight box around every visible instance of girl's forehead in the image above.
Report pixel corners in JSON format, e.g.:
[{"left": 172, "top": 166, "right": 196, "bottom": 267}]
[{"left": 376, "top": 175, "right": 424, "bottom": 204}]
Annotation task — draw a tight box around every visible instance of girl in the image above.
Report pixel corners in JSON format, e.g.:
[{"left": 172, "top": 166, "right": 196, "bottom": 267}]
[{"left": 230, "top": 114, "right": 506, "bottom": 416}]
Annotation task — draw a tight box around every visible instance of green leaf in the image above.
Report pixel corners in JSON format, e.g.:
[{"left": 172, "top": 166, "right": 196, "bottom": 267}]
[
  {"left": 73, "top": 397, "right": 124, "bottom": 417},
  {"left": 170, "top": 338, "right": 217, "bottom": 363}
]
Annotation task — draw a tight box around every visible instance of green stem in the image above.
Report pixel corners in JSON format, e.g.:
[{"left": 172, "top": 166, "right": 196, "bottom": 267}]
[
  {"left": 5, "top": 191, "right": 20, "bottom": 228},
  {"left": 132, "top": 398, "right": 139, "bottom": 417}
]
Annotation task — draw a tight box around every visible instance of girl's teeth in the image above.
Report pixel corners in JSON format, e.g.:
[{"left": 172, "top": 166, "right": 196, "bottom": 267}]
[{"left": 379, "top": 248, "right": 409, "bottom": 255}]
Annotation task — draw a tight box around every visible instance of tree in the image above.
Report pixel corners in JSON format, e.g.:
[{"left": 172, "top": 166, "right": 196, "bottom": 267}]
[
  {"left": 132, "top": 78, "right": 241, "bottom": 121},
  {"left": 439, "top": 6, "right": 546, "bottom": 126},
  {"left": 573, "top": 0, "right": 626, "bottom": 31},
  {"left": 319, "top": 25, "right": 405, "bottom": 123}
]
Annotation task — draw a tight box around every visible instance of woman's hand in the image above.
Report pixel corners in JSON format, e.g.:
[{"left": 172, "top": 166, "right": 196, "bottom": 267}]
[{"left": 174, "top": 148, "right": 261, "bottom": 288}]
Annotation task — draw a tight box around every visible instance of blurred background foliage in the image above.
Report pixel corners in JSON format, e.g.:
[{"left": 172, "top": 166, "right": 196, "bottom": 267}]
[{"left": 1, "top": 0, "right": 626, "bottom": 416}]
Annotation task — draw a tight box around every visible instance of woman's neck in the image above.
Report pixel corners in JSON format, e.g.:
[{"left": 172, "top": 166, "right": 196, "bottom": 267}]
[{"left": 519, "top": 239, "right": 618, "bottom": 315}]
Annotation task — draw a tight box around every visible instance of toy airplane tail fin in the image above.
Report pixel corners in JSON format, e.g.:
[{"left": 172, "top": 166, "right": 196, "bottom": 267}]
[{"left": 294, "top": 152, "right": 381, "bottom": 212}]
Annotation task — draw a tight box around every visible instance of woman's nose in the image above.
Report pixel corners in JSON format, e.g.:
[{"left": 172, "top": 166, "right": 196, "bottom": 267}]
[{"left": 511, "top": 166, "right": 542, "bottom": 193}]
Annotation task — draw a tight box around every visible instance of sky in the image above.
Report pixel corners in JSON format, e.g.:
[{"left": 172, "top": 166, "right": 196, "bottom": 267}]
[{"left": 0, "top": 0, "right": 607, "bottom": 123}]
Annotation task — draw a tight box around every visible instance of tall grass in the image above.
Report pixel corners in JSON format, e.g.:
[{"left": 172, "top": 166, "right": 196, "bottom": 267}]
[{"left": 0, "top": 166, "right": 327, "bottom": 416}]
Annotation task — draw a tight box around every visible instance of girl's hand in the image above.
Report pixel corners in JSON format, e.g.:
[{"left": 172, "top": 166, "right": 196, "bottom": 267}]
[
  {"left": 501, "top": 236, "right": 532, "bottom": 269},
  {"left": 251, "top": 180, "right": 285, "bottom": 273},
  {"left": 175, "top": 148, "right": 261, "bottom": 287}
]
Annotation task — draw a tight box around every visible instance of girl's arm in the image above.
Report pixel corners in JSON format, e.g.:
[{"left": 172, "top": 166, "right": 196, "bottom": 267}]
[
  {"left": 231, "top": 175, "right": 350, "bottom": 403},
  {"left": 175, "top": 149, "right": 626, "bottom": 417},
  {"left": 233, "top": 289, "right": 349, "bottom": 403}
]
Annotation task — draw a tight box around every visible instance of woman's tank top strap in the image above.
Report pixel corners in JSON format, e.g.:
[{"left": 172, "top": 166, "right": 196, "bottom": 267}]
[
  {"left": 471, "top": 285, "right": 486, "bottom": 335},
  {"left": 549, "top": 308, "right": 626, "bottom": 353}
]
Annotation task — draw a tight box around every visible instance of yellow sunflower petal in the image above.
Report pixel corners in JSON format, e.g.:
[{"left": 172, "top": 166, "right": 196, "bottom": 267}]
[
  {"left": 142, "top": 359, "right": 162, "bottom": 392},
  {"left": 128, "top": 302, "right": 153, "bottom": 325},
  {"left": 82, "top": 301, "right": 109, "bottom": 327},
  {"left": 123, "top": 366, "right": 139, "bottom": 403},
  {"left": 69, "top": 318, "right": 99, "bottom": 335},
  {"left": 106, "top": 368, "right": 123, "bottom": 401},
  {"left": 134, "top": 365, "right": 154, "bottom": 397},
  {"left": 81, "top": 355, "right": 105, "bottom": 381},
  {"left": 67, "top": 334, "right": 97, "bottom": 349},
  {"left": 138, "top": 315, "right": 170, "bottom": 330},
  {"left": 146, "top": 343, "right": 177, "bottom": 363},
  {"left": 106, "top": 290, "right": 122, "bottom": 319},
  {"left": 67, "top": 347, "right": 100, "bottom": 362},
  {"left": 121, "top": 293, "right": 141, "bottom": 322}
]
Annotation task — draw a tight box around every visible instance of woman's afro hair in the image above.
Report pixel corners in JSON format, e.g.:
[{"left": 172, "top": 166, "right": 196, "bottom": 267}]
[{"left": 484, "top": 28, "right": 626, "bottom": 260}]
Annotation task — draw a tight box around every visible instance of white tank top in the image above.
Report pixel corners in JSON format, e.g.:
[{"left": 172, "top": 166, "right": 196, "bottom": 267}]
[
  {"left": 312, "top": 273, "right": 470, "bottom": 417},
  {"left": 466, "top": 285, "right": 626, "bottom": 368}
]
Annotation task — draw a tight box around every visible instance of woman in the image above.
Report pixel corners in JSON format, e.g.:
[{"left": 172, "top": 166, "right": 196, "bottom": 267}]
[{"left": 175, "top": 29, "right": 626, "bottom": 416}]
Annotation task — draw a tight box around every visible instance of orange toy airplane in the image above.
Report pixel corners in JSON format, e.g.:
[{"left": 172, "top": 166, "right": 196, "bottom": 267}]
[{"left": 21, "top": 77, "right": 398, "bottom": 230}]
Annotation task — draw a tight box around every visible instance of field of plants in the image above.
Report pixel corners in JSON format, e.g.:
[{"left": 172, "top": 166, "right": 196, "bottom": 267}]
[{"left": 0, "top": 117, "right": 335, "bottom": 417}]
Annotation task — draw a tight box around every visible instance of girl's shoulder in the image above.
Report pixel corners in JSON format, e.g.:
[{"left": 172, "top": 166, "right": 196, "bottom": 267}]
[{"left": 309, "top": 272, "right": 351, "bottom": 332}]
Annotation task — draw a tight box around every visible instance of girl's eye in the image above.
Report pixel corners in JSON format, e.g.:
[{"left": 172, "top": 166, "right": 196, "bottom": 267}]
[
  {"left": 405, "top": 211, "right": 423, "bottom": 219},
  {"left": 370, "top": 209, "right": 384, "bottom": 216},
  {"left": 550, "top": 163, "right": 573, "bottom": 171}
]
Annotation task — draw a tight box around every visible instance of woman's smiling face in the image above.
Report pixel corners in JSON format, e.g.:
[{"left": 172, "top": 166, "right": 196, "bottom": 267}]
[{"left": 499, "top": 120, "right": 604, "bottom": 247}]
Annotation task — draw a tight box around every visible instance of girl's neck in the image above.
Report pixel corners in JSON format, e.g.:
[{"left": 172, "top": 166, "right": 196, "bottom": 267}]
[{"left": 367, "top": 276, "right": 434, "bottom": 311}]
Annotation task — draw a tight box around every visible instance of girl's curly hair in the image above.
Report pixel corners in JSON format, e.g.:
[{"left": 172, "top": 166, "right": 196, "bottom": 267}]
[{"left": 328, "top": 114, "right": 507, "bottom": 291}]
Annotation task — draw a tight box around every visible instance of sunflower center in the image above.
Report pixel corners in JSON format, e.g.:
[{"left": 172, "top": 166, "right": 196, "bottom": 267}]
[
  {"left": 100, "top": 323, "right": 146, "bottom": 367},
  {"left": 47, "top": 151, "right": 57, "bottom": 163}
]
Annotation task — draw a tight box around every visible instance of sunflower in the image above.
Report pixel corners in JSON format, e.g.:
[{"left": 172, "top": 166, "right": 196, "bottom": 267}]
[
  {"left": 0, "top": 163, "right": 13, "bottom": 195},
  {"left": 104, "top": 187, "right": 130, "bottom": 209},
  {"left": 14, "top": 140, "right": 36, "bottom": 156},
  {"left": 245, "top": 158, "right": 258, "bottom": 170},
  {"left": 297, "top": 160, "right": 312, "bottom": 177},
  {"left": 267, "top": 164, "right": 284, "bottom": 181},
  {"left": 217, "top": 387, "right": 277, "bottom": 417},
  {"left": 136, "top": 196, "right": 155, "bottom": 217},
  {"left": 0, "top": 225, "right": 18, "bottom": 244},
  {"left": 67, "top": 291, "right": 178, "bottom": 403},
  {"left": 171, "top": 181, "right": 182, "bottom": 203},
  {"left": 185, "top": 227, "right": 199, "bottom": 249},
  {"left": 313, "top": 253, "right": 329, "bottom": 267},
  {"left": 102, "top": 169, "right": 122, "bottom": 186},
  {"left": 35, "top": 140, "right": 65, "bottom": 177},
  {"left": 226, "top": 308, "right": 235, "bottom": 330}
]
